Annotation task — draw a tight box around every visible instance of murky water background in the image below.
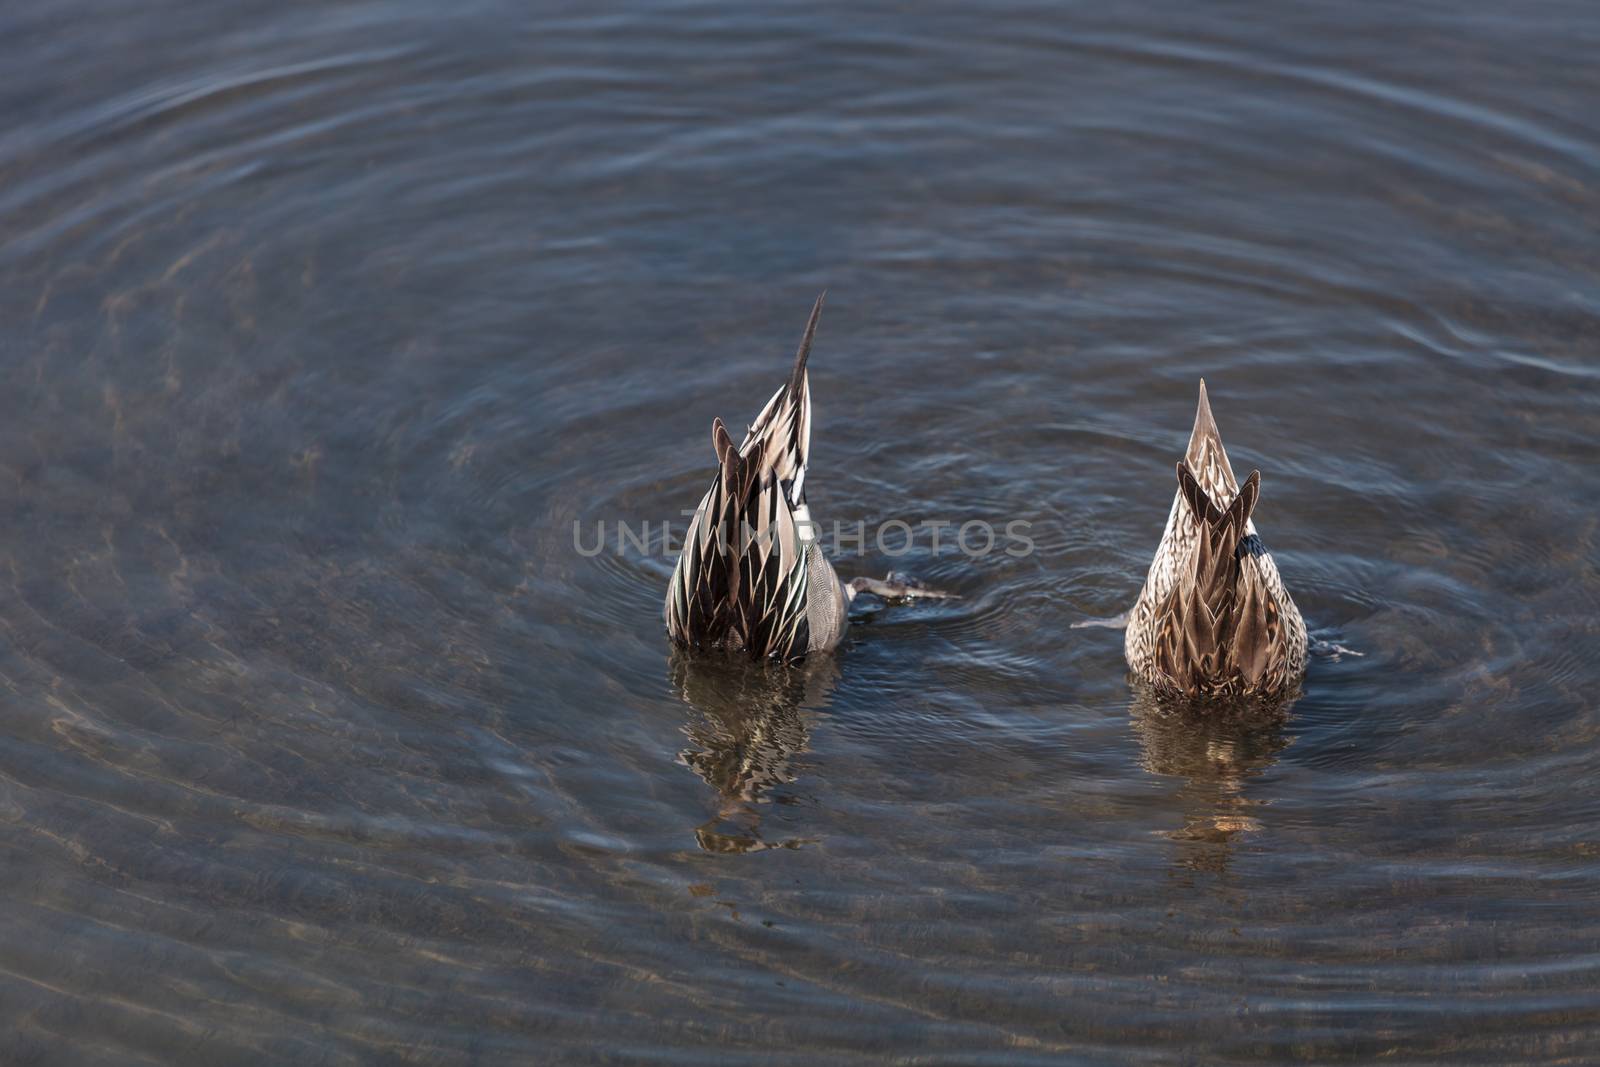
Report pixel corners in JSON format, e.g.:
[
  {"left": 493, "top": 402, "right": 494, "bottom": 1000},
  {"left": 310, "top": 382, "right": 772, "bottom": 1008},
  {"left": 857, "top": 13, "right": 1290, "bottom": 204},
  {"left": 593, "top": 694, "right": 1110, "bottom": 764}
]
[{"left": 2, "top": 2, "right": 1599, "bottom": 1062}]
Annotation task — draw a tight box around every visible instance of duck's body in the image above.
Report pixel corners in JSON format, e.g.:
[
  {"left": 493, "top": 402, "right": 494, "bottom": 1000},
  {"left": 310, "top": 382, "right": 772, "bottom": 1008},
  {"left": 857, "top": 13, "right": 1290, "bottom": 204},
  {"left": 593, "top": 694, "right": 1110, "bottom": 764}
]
[
  {"left": 665, "top": 296, "right": 852, "bottom": 660},
  {"left": 1125, "top": 381, "right": 1307, "bottom": 700}
]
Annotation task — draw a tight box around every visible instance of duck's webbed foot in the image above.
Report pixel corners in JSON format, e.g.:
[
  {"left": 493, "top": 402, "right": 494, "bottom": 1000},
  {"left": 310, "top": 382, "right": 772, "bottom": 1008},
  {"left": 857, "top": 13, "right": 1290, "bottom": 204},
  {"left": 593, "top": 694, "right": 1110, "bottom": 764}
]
[
  {"left": 847, "top": 571, "right": 959, "bottom": 603},
  {"left": 1310, "top": 637, "right": 1364, "bottom": 662}
]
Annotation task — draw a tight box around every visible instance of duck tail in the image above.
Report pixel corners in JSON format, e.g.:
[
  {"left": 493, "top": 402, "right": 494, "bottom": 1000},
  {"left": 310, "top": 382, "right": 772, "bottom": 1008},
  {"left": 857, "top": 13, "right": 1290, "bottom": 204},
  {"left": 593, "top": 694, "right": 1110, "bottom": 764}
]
[
  {"left": 666, "top": 414, "right": 811, "bottom": 658},
  {"left": 1155, "top": 464, "right": 1263, "bottom": 692},
  {"left": 665, "top": 418, "right": 744, "bottom": 650},
  {"left": 788, "top": 291, "right": 824, "bottom": 398},
  {"left": 1183, "top": 379, "right": 1241, "bottom": 503},
  {"left": 1177, "top": 461, "right": 1260, "bottom": 594},
  {"left": 737, "top": 293, "right": 822, "bottom": 509},
  {"left": 665, "top": 299, "right": 825, "bottom": 659},
  {"left": 1178, "top": 462, "right": 1258, "bottom": 535}
]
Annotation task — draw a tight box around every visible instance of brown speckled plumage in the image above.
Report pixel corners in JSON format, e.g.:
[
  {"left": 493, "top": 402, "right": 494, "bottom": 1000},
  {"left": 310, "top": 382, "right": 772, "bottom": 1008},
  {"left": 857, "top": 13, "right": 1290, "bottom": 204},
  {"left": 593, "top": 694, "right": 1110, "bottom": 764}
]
[{"left": 1125, "top": 381, "right": 1307, "bottom": 699}]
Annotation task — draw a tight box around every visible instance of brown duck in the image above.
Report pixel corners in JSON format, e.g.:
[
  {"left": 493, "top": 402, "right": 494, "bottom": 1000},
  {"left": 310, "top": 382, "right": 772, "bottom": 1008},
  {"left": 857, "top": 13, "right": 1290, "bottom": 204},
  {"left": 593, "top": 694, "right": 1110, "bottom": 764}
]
[
  {"left": 665, "top": 296, "right": 952, "bottom": 659},
  {"left": 1124, "top": 381, "right": 1307, "bottom": 699}
]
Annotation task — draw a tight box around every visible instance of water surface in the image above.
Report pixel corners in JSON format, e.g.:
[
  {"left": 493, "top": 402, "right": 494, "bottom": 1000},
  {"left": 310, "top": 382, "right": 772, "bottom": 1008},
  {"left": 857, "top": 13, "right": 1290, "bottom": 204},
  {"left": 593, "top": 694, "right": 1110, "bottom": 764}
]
[{"left": 2, "top": 2, "right": 1599, "bottom": 1062}]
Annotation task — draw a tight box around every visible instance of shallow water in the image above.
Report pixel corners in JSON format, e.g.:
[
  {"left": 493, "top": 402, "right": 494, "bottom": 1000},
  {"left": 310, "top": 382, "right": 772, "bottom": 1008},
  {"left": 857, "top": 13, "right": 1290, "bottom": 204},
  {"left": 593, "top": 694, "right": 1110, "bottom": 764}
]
[{"left": 2, "top": 2, "right": 1599, "bottom": 1062}]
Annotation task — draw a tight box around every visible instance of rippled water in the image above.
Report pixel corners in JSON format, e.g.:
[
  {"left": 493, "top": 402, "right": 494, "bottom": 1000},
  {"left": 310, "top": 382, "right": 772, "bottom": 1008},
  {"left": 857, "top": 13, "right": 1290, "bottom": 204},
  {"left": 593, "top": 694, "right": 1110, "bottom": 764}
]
[{"left": 3, "top": 2, "right": 1599, "bottom": 1062}]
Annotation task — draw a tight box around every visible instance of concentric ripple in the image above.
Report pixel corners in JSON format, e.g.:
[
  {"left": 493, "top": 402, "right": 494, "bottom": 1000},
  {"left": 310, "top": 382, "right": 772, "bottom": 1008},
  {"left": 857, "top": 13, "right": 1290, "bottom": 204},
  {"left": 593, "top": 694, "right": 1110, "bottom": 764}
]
[{"left": 0, "top": 1, "right": 1598, "bottom": 1063}]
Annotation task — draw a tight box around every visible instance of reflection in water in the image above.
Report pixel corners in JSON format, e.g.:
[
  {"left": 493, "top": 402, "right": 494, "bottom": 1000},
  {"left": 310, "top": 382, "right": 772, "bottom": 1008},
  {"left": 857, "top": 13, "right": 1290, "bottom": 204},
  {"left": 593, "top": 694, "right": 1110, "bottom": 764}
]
[
  {"left": 669, "top": 652, "right": 839, "bottom": 853},
  {"left": 5, "top": 0, "right": 1600, "bottom": 1056},
  {"left": 1129, "top": 683, "right": 1295, "bottom": 880}
]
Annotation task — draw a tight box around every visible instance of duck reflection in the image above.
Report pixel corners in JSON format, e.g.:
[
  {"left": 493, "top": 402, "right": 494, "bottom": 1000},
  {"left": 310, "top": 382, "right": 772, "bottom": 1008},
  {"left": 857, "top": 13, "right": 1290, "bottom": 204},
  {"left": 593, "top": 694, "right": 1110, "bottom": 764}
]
[
  {"left": 668, "top": 651, "right": 838, "bottom": 854},
  {"left": 1129, "top": 682, "right": 1295, "bottom": 879}
]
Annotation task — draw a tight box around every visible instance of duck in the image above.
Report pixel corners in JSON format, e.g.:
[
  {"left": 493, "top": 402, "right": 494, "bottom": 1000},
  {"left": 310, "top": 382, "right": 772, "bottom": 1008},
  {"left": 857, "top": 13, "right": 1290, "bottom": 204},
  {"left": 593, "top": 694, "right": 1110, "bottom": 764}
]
[
  {"left": 665, "top": 295, "right": 951, "bottom": 660},
  {"left": 1124, "top": 380, "right": 1307, "bottom": 700}
]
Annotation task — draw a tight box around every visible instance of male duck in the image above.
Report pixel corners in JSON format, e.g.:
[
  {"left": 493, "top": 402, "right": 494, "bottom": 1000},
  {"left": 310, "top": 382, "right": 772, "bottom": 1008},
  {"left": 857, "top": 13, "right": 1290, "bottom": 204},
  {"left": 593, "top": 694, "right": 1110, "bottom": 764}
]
[
  {"left": 1124, "top": 381, "right": 1307, "bottom": 699},
  {"left": 665, "top": 295, "right": 949, "bottom": 659}
]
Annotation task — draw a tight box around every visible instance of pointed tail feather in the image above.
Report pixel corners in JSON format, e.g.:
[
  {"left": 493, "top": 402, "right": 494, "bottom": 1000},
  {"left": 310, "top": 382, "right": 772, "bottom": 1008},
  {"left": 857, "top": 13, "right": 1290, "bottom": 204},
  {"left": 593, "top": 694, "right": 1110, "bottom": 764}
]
[
  {"left": 665, "top": 298, "right": 828, "bottom": 659},
  {"left": 789, "top": 292, "right": 825, "bottom": 397},
  {"left": 1184, "top": 379, "right": 1240, "bottom": 503},
  {"left": 738, "top": 295, "right": 822, "bottom": 508}
]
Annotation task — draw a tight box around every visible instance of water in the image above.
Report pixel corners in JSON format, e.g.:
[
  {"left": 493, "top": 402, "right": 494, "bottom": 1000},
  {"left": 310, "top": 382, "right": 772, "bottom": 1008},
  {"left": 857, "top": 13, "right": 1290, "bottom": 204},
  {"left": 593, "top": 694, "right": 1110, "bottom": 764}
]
[{"left": 2, "top": 2, "right": 1598, "bottom": 1062}]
